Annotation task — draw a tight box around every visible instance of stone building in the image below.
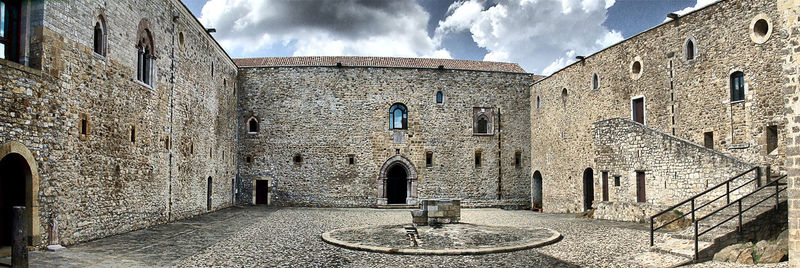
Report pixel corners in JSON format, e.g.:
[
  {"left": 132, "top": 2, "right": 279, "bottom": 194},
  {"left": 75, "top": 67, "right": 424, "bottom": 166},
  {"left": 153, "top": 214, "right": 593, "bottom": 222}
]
[
  {"left": 235, "top": 56, "right": 534, "bottom": 208},
  {"left": 530, "top": 0, "right": 787, "bottom": 219},
  {"left": 2, "top": 0, "right": 800, "bottom": 264},
  {"left": 0, "top": 0, "right": 237, "bottom": 249}
]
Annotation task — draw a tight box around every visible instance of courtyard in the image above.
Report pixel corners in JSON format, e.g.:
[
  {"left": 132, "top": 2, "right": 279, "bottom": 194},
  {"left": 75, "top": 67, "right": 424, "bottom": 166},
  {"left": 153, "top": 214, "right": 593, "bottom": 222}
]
[{"left": 2, "top": 206, "right": 781, "bottom": 267}]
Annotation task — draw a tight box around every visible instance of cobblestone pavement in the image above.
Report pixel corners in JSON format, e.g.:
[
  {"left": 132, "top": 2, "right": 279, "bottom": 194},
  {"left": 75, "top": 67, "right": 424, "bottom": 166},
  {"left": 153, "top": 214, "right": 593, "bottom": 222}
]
[{"left": 18, "top": 206, "right": 789, "bottom": 267}]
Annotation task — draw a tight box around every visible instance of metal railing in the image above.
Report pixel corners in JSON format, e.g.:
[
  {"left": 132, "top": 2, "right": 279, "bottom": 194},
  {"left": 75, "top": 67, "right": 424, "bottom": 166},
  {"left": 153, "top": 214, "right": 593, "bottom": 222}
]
[{"left": 648, "top": 166, "right": 787, "bottom": 260}]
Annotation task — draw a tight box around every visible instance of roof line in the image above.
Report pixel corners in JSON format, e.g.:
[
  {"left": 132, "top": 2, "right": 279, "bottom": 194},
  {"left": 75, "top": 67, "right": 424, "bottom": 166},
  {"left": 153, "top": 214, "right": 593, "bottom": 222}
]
[
  {"left": 540, "top": 0, "right": 726, "bottom": 80},
  {"left": 173, "top": 0, "right": 236, "bottom": 68},
  {"left": 237, "top": 64, "right": 533, "bottom": 75}
]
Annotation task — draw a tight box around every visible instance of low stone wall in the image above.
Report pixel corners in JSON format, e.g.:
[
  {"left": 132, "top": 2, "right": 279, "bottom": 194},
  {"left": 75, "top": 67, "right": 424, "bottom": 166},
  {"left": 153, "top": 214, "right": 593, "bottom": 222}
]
[{"left": 593, "top": 201, "right": 664, "bottom": 223}]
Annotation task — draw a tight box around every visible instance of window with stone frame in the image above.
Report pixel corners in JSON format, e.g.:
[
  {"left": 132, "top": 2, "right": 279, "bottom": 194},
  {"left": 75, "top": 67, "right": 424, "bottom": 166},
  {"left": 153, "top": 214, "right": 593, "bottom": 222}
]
[
  {"left": 0, "top": 0, "right": 21, "bottom": 63},
  {"left": 730, "top": 71, "right": 745, "bottom": 102},
  {"left": 436, "top": 91, "right": 443, "bottom": 104},
  {"left": 473, "top": 107, "right": 494, "bottom": 135},
  {"left": 136, "top": 24, "right": 155, "bottom": 86},
  {"left": 79, "top": 114, "right": 90, "bottom": 140},
  {"left": 426, "top": 152, "right": 433, "bottom": 168},
  {"left": 93, "top": 16, "right": 107, "bottom": 56},
  {"left": 766, "top": 125, "right": 778, "bottom": 154},
  {"left": 247, "top": 117, "right": 259, "bottom": 134},
  {"left": 389, "top": 103, "right": 408, "bottom": 130}
]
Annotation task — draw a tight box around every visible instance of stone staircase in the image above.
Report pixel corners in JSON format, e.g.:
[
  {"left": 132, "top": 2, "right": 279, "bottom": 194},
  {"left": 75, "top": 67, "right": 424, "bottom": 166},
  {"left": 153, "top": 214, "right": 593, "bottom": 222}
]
[{"left": 650, "top": 175, "right": 788, "bottom": 264}]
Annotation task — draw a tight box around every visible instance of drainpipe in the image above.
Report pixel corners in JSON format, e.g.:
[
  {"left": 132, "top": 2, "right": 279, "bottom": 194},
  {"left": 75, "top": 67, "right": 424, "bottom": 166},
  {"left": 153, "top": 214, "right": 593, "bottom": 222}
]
[{"left": 497, "top": 108, "right": 502, "bottom": 201}]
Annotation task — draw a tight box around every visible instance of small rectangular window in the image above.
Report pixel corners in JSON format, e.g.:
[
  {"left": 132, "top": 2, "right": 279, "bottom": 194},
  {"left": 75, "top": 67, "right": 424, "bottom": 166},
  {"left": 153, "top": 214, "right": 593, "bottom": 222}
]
[
  {"left": 80, "top": 118, "right": 88, "bottom": 135},
  {"left": 425, "top": 152, "right": 433, "bottom": 168},
  {"left": 130, "top": 125, "right": 136, "bottom": 143},
  {"left": 348, "top": 155, "right": 355, "bottom": 165},
  {"left": 475, "top": 151, "right": 482, "bottom": 168},
  {"left": 245, "top": 156, "right": 252, "bottom": 163},
  {"left": 514, "top": 151, "right": 521, "bottom": 168},
  {"left": 614, "top": 176, "right": 620, "bottom": 187},
  {"left": 703, "top": 132, "right": 713, "bottom": 149},
  {"left": 164, "top": 136, "right": 170, "bottom": 150},
  {"left": 766, "top": 125, "right": 778, "bottom": 154}
]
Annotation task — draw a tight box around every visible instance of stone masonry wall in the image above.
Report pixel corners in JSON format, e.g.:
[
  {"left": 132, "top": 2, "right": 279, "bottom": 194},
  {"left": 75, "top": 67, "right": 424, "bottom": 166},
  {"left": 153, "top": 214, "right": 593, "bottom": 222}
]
[
  {"left": 0, "top": 0, "right": 237, "bottom": 247},
  {"left": 777, "top": 0, "right": 800, "bottom": 266},
  {"left": 531, "top": 0, "right": 786, "bottom": 213},
  {"left": 592, "top": 118, "right": 753, "bottom": 221},
  {"left": 237, "top": 66, "right": 532, "bottom": 208}
]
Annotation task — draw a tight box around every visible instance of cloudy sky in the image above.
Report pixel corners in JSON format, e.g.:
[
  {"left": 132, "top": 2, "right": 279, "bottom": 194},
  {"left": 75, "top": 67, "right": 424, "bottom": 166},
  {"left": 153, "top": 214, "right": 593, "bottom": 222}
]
[{"left": 181, "top": 0, "right": 717, "bottom": 75}]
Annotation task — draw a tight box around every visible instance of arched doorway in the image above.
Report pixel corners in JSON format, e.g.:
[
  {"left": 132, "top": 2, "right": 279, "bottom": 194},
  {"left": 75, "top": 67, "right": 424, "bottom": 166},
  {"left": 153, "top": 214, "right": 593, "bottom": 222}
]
[
  {"left": 583, "top": 168, "right": 594, "bottom": 211},
  {"left": 386, "top": 165, "right": 407, "bottom": 204},
  {"left": 377, "top": 155, "right": 418, "bottom": 206},
  {"left": 0, "top": 153, "right": 27, "bottom": 251},
  {"left": 0, "top": 141, "right": 41, "bottom": 251},
  {"left": 532, "top": 171, "right": 543, "bottom": 208}
]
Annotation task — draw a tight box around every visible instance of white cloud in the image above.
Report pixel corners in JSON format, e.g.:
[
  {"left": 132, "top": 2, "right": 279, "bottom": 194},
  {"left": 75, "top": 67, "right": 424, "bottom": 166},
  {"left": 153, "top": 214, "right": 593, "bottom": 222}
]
[
  {"left": 664, "top": 0, "right": 720, "bottom": 22},
  {"left": 200, "top": 0, "right": 450, "bottom": 58},
  {"left": 435, "top": 0, "right": 622, "bottom": 75}
]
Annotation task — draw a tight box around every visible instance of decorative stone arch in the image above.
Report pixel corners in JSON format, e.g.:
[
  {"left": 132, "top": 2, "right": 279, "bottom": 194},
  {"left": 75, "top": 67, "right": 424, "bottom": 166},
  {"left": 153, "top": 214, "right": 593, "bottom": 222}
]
[
  {"left": 377, "top": 155, "right": 418, "bottom": 205},
  {"left": 136, "top": 19, "right": 155, "bottom": 56},
  {"left": 0, "top": 141, "right": 42, "bottom": 246}
]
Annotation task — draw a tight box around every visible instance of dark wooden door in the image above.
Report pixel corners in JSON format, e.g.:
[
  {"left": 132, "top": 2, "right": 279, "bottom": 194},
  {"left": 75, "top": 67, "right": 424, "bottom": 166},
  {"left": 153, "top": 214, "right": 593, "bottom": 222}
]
[
  {"left": 602, "top": 172, "right": 609, "bottom": 202},
  {"left": 255, "top": 180, "right": 269, "bottom": 205},
  {"left": 582, "top": 168, "right": 594, "bottom": 211},
  {"left": 636, "top": 172, "right": 646, "bottom": 203},
  {"left": 632, "top": 98, "right": 644, "bottom": 124}
]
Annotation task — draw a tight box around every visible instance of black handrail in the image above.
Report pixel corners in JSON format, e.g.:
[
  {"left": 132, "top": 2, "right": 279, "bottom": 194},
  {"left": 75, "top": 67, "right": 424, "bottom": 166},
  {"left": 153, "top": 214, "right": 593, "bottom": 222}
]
[
  {"left": 649, "top": 167, "right": 759, "bottom": 246},
  {"left": 690, "top": 175, "right": 786, "bottom": 260}
]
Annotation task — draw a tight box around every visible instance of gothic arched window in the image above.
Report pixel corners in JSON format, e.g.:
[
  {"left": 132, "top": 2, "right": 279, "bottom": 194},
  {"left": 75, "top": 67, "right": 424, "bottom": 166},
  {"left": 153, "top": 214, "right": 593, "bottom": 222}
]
[{"left": 136, "top": 25, "right": 155, "bottom": 86}]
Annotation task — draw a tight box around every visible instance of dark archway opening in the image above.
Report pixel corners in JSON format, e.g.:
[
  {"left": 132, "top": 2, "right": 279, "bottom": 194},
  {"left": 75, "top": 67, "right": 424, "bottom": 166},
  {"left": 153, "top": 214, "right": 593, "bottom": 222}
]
[
  {"left": 533, "top": 171, "right": 543, "bottom": 209},
  {"left": 582, "top": 168, "right": 594, "bottom": 211},
  {"left": 386, "top": 165, "right": 408, "bottom": 204},
  {"left": 0, "top": 153, "right": 28, "bottom": 250}
]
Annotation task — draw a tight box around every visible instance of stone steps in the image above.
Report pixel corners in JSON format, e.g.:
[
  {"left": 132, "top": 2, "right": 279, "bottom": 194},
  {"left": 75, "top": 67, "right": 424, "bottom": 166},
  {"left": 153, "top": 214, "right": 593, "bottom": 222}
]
[{"left": 651, "top": 237, "right": 713, "bottom": 260}]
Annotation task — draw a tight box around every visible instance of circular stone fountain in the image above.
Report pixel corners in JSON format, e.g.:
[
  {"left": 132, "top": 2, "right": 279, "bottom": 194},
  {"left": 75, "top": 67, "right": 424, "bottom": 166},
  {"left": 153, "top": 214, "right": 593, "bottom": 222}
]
[{"left": 321, "top": 223, "right": 561, "bottom": 255}]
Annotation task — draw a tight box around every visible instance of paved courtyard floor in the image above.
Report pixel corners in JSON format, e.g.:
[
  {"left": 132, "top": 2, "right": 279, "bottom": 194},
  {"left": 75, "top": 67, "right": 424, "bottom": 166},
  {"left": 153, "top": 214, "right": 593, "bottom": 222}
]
[{"left": 14, "top": 206, "right": 791, "bottom": 267}]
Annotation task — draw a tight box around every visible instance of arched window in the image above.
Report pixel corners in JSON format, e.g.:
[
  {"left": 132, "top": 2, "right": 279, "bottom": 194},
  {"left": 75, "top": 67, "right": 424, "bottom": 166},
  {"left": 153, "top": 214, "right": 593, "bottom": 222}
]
[
  {"left": 247, "top": 117, "right": 259, "bottom": 134},
  {"left": 685, "top": 39, "right": 695, "bottom": 60},
  {"left": 436, "top": 91, "right": 443, "bottom": 103},
  {"left": 561, "top": 88, "right": 568, "bottom": 107},
  {"left": 389, "top": 103, "right": 408, "bottom": 130},
  {"left": 0, "top": 0, "right": 21, "bottom": 62},
  {"left": 592, "top": 73, "right": 599, "bottom": 90},
  {"left": 136, "top": 26, "right": 155, "bottom": 86},
  {"left": 93, "top": 16, "right": 106, "bottom": 56},
  {"left": 476, "top": 116, "right": 488, "bottom": 134},
  {"left": 730, "top": 71, "right": 745, "bottom": 102}
]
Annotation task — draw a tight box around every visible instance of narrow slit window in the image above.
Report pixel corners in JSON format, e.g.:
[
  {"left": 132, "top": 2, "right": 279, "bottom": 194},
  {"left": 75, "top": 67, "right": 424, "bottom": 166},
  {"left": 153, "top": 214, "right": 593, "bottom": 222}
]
[
  {"left": 474, "top": 151, "right": 482, "bottom": 168},
  {"left": 80, "top": 118, "right": 88, "bottom": 135},
  {"left": 514, "top": 151, "right": 521, "bottom": 168},
  {"left": 426, "top": 152, "right": 433, "bottom": 168},
  {"left": 348, "top": 155, "right": 355, "bottom": 165},
  {"left": 130, "top": 125, "right": 136, "bottom": 143}
]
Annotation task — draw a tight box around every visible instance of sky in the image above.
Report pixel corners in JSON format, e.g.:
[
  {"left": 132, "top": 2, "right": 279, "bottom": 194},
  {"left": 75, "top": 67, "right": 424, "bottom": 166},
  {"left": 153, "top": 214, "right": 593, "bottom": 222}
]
[{"left": 180, "top": 0, "right": 717, "bottom": 75}]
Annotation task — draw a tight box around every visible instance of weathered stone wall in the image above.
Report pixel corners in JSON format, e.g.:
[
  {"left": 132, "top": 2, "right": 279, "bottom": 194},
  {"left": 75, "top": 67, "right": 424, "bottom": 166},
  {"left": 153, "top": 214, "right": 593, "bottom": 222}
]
[
  {"left": 0, "top": 0, "right": 237, "bottom": 246},
  {"left": 531, "top": 0, "right": 786, "bottom": 213},
  {"left": 776, "top": 0, "right": 800, "bottom": 266},
  {"left": 237, "top": 66, "right": 532, "bottom": 208},
  {"left": 592, "top": 118, "right": 754, "bottom": 221}
]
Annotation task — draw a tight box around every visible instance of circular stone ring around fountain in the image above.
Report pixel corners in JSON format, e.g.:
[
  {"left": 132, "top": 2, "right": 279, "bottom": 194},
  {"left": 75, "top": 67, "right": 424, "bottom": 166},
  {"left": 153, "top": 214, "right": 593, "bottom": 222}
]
[{"left": 321, "top": 223, "right": 562, "bottom": 255}]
